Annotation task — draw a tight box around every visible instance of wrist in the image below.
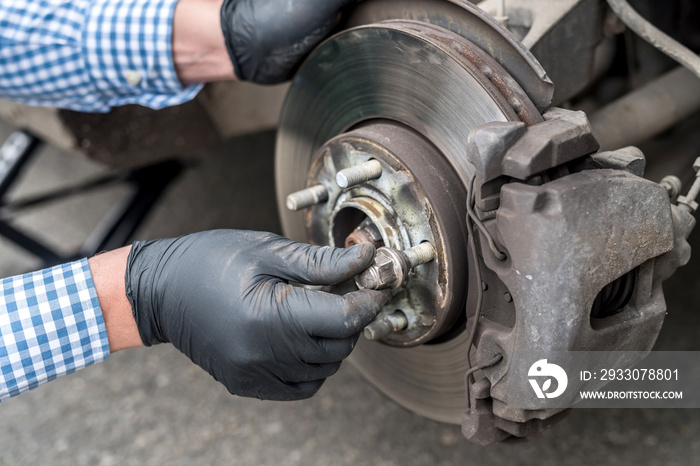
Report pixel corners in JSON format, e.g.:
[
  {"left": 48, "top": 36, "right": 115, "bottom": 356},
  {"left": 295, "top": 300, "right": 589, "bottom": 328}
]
[
  {"left": 173, "top": 0, "right": 236, "bottom": 84},
  {"left": 88, "top": 247, "right": 144, "bottom": 352}
]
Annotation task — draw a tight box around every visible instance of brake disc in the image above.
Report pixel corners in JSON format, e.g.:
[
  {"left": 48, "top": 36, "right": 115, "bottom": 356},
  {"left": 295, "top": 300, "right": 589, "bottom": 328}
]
[{"left": 275, "top": 19, "right": 541, "bottom": 423}]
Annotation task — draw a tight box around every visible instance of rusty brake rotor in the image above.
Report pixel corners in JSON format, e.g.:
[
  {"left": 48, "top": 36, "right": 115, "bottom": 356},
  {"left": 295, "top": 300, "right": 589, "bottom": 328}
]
[{"left": 275, "top": 18, "right": 541, "bottom": 424}]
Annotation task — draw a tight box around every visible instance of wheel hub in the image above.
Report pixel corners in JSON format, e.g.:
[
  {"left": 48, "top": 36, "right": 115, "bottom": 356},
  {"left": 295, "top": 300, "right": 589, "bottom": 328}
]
[{"left": 305, "top": 122, "right": 468, "bottom": 345}]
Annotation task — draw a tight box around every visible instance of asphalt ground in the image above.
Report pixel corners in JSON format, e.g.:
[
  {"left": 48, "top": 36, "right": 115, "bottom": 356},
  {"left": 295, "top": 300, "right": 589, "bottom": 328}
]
[{"left": 0, "top": 120, "right": 698, "bottom": 465}]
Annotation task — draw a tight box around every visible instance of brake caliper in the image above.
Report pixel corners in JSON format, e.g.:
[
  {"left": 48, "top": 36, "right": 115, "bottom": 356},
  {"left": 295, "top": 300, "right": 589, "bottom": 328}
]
[{"left": 461, "top": 108, "right": 695, "bottom": 444}]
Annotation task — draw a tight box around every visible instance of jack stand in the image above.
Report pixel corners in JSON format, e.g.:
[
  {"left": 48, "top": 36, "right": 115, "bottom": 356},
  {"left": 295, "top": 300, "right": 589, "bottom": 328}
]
[{"left": 0, "top": 130, "right": 185, "bottom": 269}]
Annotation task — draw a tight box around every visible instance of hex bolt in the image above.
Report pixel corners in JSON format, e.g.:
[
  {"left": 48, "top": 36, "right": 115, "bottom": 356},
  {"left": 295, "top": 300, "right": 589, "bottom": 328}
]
[
  {"left": 355, "top": 243, "right": 435, "bottom": 291},
  {"left": 363, "top": 311, "right": 408, "bottom": 341},
  {"left": 285, "top": 184, "right": 329, "bottom": 211},
  {"left": 355, "top": 247, "right": 407, "bottom": 290},
  {"left": 677, "top": 157, "right": 700, "bottom": 213},
  {"left": 336, "top": 160, "right": 383, "bottom": 188},
  {"left": 660, "top": 175, "right": 682, "bottom": 198}
]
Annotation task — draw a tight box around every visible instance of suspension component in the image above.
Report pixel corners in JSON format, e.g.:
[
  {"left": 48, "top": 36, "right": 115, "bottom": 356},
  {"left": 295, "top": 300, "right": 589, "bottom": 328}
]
[
  {"left": 677, "top": 157, "right": 700, "bottom": 213},
  {"left": 660, "top": 175, "right": 682, "bottom": 198}
]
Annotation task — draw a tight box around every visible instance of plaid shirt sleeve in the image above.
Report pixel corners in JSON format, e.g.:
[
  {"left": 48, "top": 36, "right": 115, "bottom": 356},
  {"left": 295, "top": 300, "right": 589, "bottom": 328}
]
[
  {"left": 0, "top": 0, "right": 202, "bottom": 112},
  {"left": 0, "top": 259, "right": 110, "bottom": 400}
]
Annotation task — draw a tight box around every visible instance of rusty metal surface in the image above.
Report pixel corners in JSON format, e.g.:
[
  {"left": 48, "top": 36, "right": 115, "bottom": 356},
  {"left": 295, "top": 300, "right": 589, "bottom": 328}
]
[
  {"left": 468, "top": 108, "right": 600, "bottom": 212},
  {"left": 276, "top": 21, "right": 543, "bottom": 243},
  {"left": 462, "top": 108, "right": 687, "bottom": 444},
  {"left": 344, "top": 0, "right": 554, "bottom": 109},
  {"left": 304, "top": 122, "right": 468, "bottom": 346},
  {"left": 397, "top": 21, "right": 542, "bottom": 126},
  {"left": 355, "top": 247, "right": 410, "bottom": 291},
  {"left": 591, "top": 146, "right": 646, "bottom": 176},
  {"left": 276, "top": 19, "right": 542, "bottom": 424},
  {"left": 486, "top": 0, "right": 604, "bottom": 105},
  {"left": 349, "top": 0, "right": 607, "bottom": 106},
  {"left": 344, "top": 218, "right": 383, "bottom": 248}
]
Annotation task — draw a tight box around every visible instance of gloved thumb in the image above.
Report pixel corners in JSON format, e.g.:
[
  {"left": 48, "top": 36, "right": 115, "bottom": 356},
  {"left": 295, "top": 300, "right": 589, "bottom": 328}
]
[{"left": 272, "top": 241, "right": 376, "bottom": 285}]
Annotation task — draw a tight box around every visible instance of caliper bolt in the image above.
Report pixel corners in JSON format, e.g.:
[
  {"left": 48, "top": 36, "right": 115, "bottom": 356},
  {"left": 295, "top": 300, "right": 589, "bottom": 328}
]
[
  {"left": 363, "top": 311, "right": 408, "bottom": 341},
  {"left": 677, "top": 157, "right": 700, "bottom": 213},
  {"left": 660, "top": 175, "right": 682, "bottom": 198},
  {"left": 285, "top": 184, "right": 329, "bottom": 211},
  {"left": 355, "top": 243, "right": 435, "bottom": 290},
  {"left": 336, "top": 160, "right": 383, "bottom": 188}
]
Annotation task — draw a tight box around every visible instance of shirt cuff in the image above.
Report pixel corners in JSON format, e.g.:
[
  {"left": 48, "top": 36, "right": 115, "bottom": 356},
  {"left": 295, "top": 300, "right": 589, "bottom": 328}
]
[
  {"left": 82, "top": 0, "right": 203, "bottom": 110},
  {"left": 0, "top": 259, "right": 110, "bottom": 400}
]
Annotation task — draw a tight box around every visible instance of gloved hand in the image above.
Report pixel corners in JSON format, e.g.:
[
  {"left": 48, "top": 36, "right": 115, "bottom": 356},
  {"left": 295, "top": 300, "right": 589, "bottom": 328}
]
[
  {"left": 125, "top": 230, "right": 389, "bottom": 400},
  {"left": 220, "top": 0, "right": 355, "bottom": 84}
]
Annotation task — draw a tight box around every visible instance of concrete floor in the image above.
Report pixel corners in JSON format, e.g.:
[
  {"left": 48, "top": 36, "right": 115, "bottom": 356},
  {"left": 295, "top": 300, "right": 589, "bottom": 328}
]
[{"left": 0, "top": 120, "right": 698, "bottom": 465}]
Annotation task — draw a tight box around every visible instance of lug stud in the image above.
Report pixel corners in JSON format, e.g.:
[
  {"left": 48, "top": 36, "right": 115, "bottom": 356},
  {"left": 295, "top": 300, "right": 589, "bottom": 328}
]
[
  {"left": 364, "top": 311, "right": 408, "bottom": 340},
  {"left": 285, "top": 185, "right": 329, "bottom": 211},
  {"left": 336, "top": 160, "right": 383, "bottom": 188},
  {"left": 404, "top": 242, "right": 435, "bottom": 269}
]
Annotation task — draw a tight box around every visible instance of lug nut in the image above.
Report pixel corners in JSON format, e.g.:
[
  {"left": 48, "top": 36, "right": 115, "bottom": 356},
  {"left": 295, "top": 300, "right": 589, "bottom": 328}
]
[
  {"left": 336, "top": 160, "right": 383, "bottom": 188},
  {"left": 285, "top": 184, "right": 329, "bottom": 211},
  {"left": 355, "top": 247, "right": 407, "bottom": 290},
  {"left": 364, "top": 311, "right": 408, "bottom": 341},
  {"left": 355, "top": 243, "right": 435, "bottom": 291}
]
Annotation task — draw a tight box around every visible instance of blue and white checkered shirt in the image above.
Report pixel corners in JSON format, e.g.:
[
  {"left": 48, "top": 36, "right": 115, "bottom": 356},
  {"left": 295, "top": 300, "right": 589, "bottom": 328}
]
[
  {"left": 0, "top": 259, "right": 110, "bottom": 400},
  {"left": 0, "top": 0, "right": 202, "bottom": 112}
]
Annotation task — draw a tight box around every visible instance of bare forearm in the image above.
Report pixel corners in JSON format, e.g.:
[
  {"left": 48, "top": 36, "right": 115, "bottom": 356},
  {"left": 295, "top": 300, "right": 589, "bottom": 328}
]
[
  {"left": 173, "top": 0, "right": 236, "bottom": 84},
  {"left": 88, "top": 247, "right": 143, "bottom": 353}
]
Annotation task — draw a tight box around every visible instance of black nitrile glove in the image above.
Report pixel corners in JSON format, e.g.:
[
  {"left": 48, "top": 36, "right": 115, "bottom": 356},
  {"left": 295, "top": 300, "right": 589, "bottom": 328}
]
[
  {"left": 220, "top": 0, "right": 355, "bottom": 84},
  {"left": 125, "top": 230, "right": 389, "bottom": 401}
]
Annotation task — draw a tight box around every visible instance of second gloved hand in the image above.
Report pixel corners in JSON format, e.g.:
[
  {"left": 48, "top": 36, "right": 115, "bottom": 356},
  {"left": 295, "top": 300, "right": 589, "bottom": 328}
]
[
  {"left": 125, "top": 230, "right": 389, "bottom": 400},
  {"left": 220, "top": 0, "right": 356, "bottom": 84}
]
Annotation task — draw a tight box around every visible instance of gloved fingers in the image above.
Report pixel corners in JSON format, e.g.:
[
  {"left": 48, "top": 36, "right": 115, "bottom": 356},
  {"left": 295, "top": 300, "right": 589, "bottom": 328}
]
[
  {"left": 288, "top": 287, "right": 390, "bottom": 339},
  {"left": 280, "top": 379, "right": 326, "bottom": 401},
  {"left": 282, "top": 362, "right": 342, "bottom": 384},
  {"left": 267, "top": 239, "right": 376, "bottom": 285},
  {"left": 301, "top": 337, "right": 357, "bottom": 364}
]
